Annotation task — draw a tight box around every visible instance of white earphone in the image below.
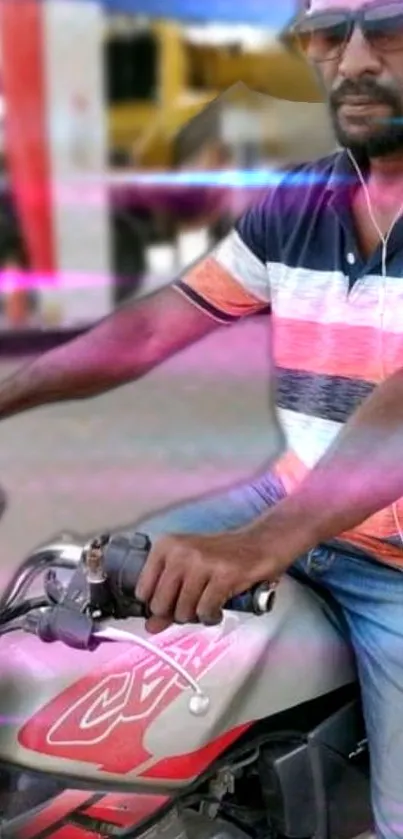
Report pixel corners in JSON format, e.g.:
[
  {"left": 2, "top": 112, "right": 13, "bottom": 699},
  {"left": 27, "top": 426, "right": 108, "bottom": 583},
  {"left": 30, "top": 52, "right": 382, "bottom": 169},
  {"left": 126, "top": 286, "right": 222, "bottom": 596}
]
[{"left": 347, "top": 148, "right": 403, "bottom": 546}]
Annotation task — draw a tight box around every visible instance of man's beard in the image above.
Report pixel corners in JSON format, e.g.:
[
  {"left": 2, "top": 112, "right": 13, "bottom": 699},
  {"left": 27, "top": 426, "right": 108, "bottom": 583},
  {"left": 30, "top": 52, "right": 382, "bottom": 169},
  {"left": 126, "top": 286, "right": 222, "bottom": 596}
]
[{"left": 329, "top": 77, "right": 403, "bottom": 158}]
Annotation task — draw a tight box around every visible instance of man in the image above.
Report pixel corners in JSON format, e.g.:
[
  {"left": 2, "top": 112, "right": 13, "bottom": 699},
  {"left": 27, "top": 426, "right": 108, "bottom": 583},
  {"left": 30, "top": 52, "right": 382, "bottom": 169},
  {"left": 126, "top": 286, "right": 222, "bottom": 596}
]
[{"left": 2, "top": 0, "right": 403, "bottom": 832}]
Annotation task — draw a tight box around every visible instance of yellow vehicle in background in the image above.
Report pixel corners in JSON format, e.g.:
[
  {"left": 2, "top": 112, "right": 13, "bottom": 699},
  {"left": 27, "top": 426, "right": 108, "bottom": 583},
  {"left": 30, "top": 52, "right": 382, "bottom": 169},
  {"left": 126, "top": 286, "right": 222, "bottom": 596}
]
[
  {"left": 105, "top": 16, "right": 334, "bottom": 308},
  {"left": 106, "top": 18, "right": 324, "bottom": 168}
]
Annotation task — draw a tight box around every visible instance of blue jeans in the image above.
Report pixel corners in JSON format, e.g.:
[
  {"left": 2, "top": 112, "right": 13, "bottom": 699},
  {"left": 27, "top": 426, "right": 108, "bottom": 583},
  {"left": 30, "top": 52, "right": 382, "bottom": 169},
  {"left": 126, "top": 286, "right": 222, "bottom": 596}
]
[{"left": 138, "top": 472, "right": 403, "bottom": 839}]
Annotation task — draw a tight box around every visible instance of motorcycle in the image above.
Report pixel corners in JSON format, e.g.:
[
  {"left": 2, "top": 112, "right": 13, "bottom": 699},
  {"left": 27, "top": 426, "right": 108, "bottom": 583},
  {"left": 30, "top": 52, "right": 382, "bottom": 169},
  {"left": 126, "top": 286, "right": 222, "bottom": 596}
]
[{"left": 0, "top": 529, "right": 373, "bottom": 839}]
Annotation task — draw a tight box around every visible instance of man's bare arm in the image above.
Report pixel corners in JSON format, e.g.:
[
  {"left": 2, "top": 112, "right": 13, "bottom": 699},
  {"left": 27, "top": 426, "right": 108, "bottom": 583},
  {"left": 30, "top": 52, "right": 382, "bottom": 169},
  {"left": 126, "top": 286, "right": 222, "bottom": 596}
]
[
  {"left": 239, "top": 367, "right": 403, "bottom": 560},
  {"left": 133, "top": 366, "right": 403, "bottom": 629},
  {"left": 0, "top": 286, "right": 218, "bottom": 421}
]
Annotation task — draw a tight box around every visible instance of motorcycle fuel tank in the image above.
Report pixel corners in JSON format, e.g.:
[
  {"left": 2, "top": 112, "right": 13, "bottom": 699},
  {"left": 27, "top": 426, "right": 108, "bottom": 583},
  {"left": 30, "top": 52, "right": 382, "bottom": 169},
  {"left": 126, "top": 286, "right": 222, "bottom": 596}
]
[{"left": 0, "top": 576, "right": 355, "bottom": 789}]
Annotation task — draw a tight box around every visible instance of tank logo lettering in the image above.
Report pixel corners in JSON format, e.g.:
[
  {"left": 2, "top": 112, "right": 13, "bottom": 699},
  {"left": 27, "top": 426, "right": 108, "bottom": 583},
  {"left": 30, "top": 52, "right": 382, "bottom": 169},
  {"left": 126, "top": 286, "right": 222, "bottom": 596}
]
[{"left": 18, "top": 629, "right": 233, "bottom": 774}]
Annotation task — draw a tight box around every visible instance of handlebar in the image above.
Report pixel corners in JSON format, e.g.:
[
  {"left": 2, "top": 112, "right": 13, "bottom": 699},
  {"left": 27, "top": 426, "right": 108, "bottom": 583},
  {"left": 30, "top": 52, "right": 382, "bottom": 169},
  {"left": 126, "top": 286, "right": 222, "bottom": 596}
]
[
  {"left": 0, "top": 539, "right": 83, "bottom": 614},
  {"left": 0, "top": 530, "right": 277, "bottom": 651},
  {"left": 85, "top": 531, "right": 277, "bottom": 619}
]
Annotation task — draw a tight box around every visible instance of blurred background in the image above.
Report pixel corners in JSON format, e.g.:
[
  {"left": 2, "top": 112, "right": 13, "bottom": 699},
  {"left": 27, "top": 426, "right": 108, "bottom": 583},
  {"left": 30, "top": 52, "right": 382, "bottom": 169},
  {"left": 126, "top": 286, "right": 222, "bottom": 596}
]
[
  {"left": 0, "top": 0, "right": 336, "bottom": 572},
  {"left": 0, "top": 0, "right": 335, "bottom": 333}
]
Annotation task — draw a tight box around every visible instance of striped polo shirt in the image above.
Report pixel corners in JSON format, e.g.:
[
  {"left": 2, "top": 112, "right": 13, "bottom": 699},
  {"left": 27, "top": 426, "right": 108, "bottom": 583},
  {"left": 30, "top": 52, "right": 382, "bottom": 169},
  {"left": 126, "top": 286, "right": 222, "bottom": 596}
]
[{"left": 174, "top": 149, "right": 403, "bottom": 566}]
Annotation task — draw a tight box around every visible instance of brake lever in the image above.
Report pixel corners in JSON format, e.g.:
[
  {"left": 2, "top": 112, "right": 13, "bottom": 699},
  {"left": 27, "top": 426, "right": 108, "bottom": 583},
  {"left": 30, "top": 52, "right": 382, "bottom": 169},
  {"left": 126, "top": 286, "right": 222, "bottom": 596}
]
[{"left": 94, "top": 626, "right": 210, "bottom": 715}]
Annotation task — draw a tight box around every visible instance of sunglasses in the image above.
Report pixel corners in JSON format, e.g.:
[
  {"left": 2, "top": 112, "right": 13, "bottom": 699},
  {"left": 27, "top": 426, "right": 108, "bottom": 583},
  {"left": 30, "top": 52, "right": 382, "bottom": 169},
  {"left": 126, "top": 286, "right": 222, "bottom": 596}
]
[{"left": 291, "top": 2, "right": 403, "bottom": 62}]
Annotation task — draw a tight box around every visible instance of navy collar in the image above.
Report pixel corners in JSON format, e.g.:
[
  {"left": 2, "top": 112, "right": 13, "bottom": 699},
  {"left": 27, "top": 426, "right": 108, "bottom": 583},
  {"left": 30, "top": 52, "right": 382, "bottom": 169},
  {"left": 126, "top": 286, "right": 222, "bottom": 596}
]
[{"left": 327, "top": 149, "right": 369, "bottom": 192}]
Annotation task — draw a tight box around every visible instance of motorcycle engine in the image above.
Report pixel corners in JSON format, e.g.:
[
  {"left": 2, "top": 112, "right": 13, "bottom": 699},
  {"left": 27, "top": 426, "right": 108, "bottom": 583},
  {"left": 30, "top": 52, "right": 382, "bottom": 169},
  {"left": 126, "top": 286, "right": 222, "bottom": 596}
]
[
  {"left": 140, "top": 808, "right": 250, "bottom": 839},
  {"left": 0, "top": 775, "right": 253, "bottom": 839}
]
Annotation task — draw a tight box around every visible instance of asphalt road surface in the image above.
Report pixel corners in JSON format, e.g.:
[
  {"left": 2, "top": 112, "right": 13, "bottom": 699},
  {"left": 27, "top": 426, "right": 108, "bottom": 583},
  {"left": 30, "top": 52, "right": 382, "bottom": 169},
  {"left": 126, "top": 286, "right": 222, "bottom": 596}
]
[
  {"left": 0, "top": 317, "right": 282, "bottom": 588},
  {"left": 0, "top": 317, "right": 374, "bottom": 839}
]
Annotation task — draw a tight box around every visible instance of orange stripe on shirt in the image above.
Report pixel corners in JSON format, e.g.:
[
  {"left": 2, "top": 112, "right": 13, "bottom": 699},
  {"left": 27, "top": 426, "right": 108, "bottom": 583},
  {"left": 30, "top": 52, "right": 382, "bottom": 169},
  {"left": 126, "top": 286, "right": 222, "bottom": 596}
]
[
  {"left": 344, "top": 502, "right": 403, "bottom": 541},
  {"left": 340, "top": 532, "right": 403, "bottom": 566},
  {"left": 272, "top": 450, "right": 310, "bottom": 493},
  {"left": 274, "top": 450, "right": 403, "bottom": 566},
  {"left": 181, "top": 257, "right": 267, "bottom": 318},
  {"left": 274, "top": 318, "right": 403, "bottom": 381}
]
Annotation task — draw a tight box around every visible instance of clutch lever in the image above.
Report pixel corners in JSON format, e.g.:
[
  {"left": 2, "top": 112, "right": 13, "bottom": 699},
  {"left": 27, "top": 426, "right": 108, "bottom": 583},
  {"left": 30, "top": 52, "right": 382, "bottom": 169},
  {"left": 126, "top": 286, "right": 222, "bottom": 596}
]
[{"left": 22, "top": 608, "right": 211, "bottom": 717}]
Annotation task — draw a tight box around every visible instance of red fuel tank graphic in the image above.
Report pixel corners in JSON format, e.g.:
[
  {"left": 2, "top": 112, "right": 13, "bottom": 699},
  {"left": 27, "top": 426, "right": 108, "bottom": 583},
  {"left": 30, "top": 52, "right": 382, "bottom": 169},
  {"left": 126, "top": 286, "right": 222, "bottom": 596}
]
[
  {"left": 19, "top": 789, "right": 169, "bottom": 839},
  {"left": 18, "top": 628, "right": 243, "bottom": 777}
]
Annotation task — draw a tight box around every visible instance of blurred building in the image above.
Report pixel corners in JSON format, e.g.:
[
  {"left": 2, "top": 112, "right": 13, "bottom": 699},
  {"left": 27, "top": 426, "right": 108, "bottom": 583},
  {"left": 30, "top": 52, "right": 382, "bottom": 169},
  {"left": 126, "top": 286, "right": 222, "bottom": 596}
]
[
  {"left": 106, "top": 16, "right": 328, "bottom": 168},
  {"left": 0, "top": 3, "right": 335, "bottom": 334}
]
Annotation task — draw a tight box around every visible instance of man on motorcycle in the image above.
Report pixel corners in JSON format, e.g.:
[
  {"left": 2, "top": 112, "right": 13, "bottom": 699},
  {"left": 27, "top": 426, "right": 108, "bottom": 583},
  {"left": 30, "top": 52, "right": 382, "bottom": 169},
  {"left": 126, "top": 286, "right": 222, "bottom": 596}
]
[{"left": 1, "top": 0, "right": 403, "bottom": 834}]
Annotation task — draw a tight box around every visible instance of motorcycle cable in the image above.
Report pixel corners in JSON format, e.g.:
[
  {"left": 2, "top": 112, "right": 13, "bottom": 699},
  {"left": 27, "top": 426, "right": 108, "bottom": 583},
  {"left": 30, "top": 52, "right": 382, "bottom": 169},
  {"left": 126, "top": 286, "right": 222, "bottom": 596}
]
[
  {"left": 63, "top": 732, "right": 366, "bottom": 839},
  {"left": 0, "top": 597, "right": 49, "bottom": 628}
]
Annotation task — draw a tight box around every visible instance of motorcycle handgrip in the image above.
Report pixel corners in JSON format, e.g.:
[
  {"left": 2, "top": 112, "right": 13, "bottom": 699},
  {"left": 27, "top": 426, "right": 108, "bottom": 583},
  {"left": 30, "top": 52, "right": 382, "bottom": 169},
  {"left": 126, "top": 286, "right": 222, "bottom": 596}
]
[{"left": 89, "top": 532, "right": 276, "bottom": 617}]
